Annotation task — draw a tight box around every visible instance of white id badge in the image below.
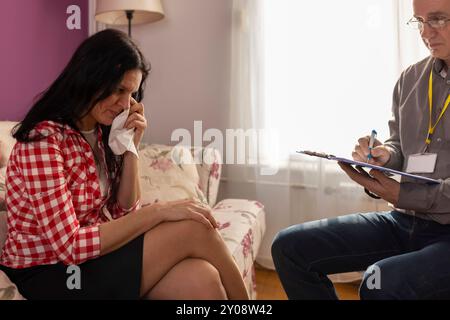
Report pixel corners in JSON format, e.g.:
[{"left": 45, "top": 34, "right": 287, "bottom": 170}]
[{"left": 405, "top": 153, "right": 437, "bottom": 173}]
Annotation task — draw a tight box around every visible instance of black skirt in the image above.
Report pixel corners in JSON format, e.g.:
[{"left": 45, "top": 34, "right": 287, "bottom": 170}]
[{"left": 0, "top": 234, "right": 144, "bottom": 300}]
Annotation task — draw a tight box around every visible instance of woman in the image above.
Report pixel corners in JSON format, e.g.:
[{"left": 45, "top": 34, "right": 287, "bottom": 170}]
[{"left": 0, "top": 29, "right": 248, "bottom": 300}]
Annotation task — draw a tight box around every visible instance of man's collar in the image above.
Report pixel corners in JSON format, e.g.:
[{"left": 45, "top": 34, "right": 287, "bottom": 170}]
[{"left": 433, "top": 58, "right": 448, "bottom": 78}]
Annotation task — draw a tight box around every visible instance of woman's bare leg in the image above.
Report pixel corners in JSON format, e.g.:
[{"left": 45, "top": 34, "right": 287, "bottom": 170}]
[
  {"left": 145, "top": 258, "right": 227, "bottom": 300},
  {"left": 139, "top": 220, "right": 249, "bottom": 299}
]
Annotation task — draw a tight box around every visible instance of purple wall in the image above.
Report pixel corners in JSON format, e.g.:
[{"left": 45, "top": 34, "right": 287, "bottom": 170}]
[{"left": 0, "top": 0, "right": 88, "bottom": 121}]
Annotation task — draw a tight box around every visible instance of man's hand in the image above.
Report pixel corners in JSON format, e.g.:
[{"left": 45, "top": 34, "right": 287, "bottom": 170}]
[
  {"left": 353, "top": 136, "right": 391, "bottom": 166},
  {"left": 338, "top": 162, "right": 400, "bottom": 205}
]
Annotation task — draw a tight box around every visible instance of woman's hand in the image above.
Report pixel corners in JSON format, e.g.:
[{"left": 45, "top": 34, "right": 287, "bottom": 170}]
[
  {"left": 151, "top": 199, "right": 218, "bottom": 229},
  {"left": 124, "top": 97, "right": 147, "bottom": 149}
]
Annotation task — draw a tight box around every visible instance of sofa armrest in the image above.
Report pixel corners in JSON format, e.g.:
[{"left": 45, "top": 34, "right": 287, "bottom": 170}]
[{"left": 213, "top": 199, "right": 266, "bottom": 299}]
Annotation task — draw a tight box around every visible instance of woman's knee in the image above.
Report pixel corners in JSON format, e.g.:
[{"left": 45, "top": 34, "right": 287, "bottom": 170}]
[
  {"left": 166, "top": 259, "right": 228, "bottom": 300},
  {"left": 176, "top": 220, "right": 224, "bottom": 251},
  {"left": 144, "top": 220, "right": 223, "bottom": 256},
  {"left": 190, "top": 260, "right": 227, "bottom": 299},
  {"left": 146, "top": 259, "right": 227, "bottom": 300}
]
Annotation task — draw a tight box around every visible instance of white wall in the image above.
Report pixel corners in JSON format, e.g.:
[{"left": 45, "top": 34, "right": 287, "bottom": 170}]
[{"left": 128, "top": 0, "right": 232, "bottom": 145}]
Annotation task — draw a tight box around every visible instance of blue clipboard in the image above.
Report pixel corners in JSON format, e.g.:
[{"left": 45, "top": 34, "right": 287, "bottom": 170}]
[{"left": 297, "top": 150, "right": 440, "bottom": 185}]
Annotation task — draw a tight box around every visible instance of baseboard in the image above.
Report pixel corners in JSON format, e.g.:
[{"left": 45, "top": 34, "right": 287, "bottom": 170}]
[
  {"left": 255, "top": 255, "right": 363, "bottom": 285},
  {"left": 255, "top": 256, "right": 275, "bottom": 270}
]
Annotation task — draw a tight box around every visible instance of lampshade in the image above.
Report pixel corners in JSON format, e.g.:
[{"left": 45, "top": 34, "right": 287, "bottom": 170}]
[{"left": 95, "top": 0, "right": 164, "bottom": 25}]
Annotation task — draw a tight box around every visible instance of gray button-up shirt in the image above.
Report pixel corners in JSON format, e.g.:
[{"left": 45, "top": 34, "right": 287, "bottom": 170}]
[{"left": 384, "top": 56, "right": 450, "bottom": 224}]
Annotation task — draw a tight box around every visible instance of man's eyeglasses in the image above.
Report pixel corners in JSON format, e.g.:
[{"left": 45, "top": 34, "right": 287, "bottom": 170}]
[{"left": 407, "top": 17, "right": 450, "bottom": 31}]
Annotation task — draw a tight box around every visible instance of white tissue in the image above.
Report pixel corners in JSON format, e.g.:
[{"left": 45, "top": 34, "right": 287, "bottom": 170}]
[{"left": 108, "top": 108, "right": 139, "bottom": 158}]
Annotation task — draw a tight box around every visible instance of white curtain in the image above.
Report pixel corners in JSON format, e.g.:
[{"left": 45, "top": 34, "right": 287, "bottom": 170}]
[{"left": 224, "top": 0, "right": 429, "bottom": 277}]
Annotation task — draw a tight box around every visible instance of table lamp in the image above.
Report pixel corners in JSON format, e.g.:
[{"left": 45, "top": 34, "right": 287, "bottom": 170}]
[{"left": 95, "top": 0, "right": 165, "bottom": 37}]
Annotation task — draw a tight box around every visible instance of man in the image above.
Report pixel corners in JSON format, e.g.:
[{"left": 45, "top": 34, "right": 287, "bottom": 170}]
[{"left": 272, "top": 0, "right": 450, "bottom": 299}]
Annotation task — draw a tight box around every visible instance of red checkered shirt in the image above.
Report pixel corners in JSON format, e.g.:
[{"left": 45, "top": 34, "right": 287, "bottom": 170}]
[{"left": 0, "top": 121, "right": 139, "bottom": 268}]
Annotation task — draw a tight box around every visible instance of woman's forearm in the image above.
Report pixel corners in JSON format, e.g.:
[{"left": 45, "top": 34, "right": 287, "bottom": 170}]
[
  {"left": 98, "top": 205, "right": 161, "bottom": 255},
  {"left": 117, "top": 151, "right": 141, "bottom": 209}
]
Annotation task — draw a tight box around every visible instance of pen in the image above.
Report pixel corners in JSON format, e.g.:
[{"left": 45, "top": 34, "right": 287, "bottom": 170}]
[{"left": 367, "top": 130, "right": 377, "bottom": 161}]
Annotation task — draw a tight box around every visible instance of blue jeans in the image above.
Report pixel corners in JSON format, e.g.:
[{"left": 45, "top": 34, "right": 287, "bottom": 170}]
[{"left": 271, "top": 211, "right": 450, "bottom": 300}]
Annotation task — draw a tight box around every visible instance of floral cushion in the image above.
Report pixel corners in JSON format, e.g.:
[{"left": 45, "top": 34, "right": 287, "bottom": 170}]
[
  {"left": 213, "top": 199, "right": 266, "bottom": 299},
  {"left": 0, "top": 211, "right": 6, "bottom": 255},
  {"left": 194, "top": 148, "right": 222, "bottom": 207},
  {"left": 0, "top": 211, "right": 24, "bottom": 300},
  {"left": 0, "top": 121, "right": 18, "bottom": 168},
  {"left": 138, "top": 144, "right": 208, "bottom": 206},
  {"left": 0, "top": 121, "right": 18, "bottom": 212}
]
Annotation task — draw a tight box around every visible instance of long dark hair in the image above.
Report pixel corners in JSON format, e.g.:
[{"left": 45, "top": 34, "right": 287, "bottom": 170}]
[{"left": 13, "top": 29, "right": 150, "bottom": 206}]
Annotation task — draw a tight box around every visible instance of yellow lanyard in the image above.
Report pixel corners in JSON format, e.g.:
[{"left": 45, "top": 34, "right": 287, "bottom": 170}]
[{"left": 426, "top": 70, "right": 450, "bottom": 145}]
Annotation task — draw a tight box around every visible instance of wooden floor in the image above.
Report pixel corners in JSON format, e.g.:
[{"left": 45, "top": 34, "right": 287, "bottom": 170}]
[{"left": 255, "top": 265, "right": 360, "bottom": 300}]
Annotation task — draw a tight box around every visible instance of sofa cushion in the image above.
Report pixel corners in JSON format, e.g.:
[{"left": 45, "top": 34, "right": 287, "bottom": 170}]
[
  {"left": 138, "top": 144, "right": 208, "bottom": 206},
  {"left": 0, "top": 121, "right": 18, "bottom": 168},
  {"left": 0, "top": 168, "right": 5, "bottom": 211},
  {"left": 194, "top": 148, "right": 222, "bottom": 208},
  {"left": 0, "top": 211, "right": 6, "bottom": 255},
  {"left": 0, "top": 212, "right": 24, "bottom": 300}
]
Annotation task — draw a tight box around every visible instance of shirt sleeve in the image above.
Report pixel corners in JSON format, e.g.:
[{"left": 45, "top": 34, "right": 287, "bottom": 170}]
[
  {"left": 109, "top": 198, "right": 141, "bottom": 219},
  {"left": 383, "top": 76, "right": 405, "bottom": 171},
  {"left": 21, "top": 134, "right": 101, "bottom": 265}
]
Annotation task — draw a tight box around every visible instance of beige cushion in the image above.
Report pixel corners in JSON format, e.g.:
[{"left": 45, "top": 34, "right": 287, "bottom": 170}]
[
  {"left": 0, "top": 168, "right": 5, "bottom": 211},
  {"left": 0, "top": 122, "right": 18, "bottom": 211},
  {"left": 0, "top": 121, "right": 18, "bottom": 168},
  {"left": 194, "top": 148, "right": 222, "bottom": 207},
  {"left": 0, "top": 211, "right": 6, "bottom": 255},
  {"left": 0, "top": 213, "right": 24, "bottom": 300},
  {"left": 138, "top": 144, "right": 208, "bottom": 206}
]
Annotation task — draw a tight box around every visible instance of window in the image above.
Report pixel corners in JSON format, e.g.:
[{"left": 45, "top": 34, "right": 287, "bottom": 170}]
[{"left": 263, "top": 0, "right": 428, "bottom": 159}]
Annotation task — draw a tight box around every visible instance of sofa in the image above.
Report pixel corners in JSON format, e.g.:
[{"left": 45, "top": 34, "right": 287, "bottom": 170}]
[{"left": 0, "top": 121, "right": 266, "bottom": 300}]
